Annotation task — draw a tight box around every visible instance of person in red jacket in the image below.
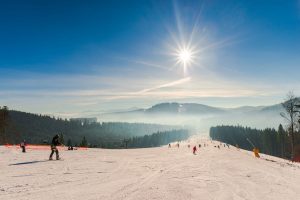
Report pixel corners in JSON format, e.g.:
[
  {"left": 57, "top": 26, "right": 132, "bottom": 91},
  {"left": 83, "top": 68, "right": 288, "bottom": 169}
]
[{"left": 193, "top": 146, "right": 197, "bottom": 154}]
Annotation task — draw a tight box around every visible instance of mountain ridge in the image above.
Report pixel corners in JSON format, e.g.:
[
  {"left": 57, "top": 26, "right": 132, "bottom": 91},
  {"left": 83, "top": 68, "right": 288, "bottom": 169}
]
[{"left": 104, "top": 102, "right": 283, "bottom": 115}]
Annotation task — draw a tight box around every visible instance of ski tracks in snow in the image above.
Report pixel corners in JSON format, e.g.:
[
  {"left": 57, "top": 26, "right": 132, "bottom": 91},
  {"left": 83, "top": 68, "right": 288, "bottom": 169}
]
[{"left": 1, "top": 140, "right": 300, "bottom": 200}]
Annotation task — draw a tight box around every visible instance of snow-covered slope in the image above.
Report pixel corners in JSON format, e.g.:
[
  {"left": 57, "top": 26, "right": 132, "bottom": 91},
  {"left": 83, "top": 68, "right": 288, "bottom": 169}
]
[{"left": 1, "top": 138, "right": 300, "bottom": 200}]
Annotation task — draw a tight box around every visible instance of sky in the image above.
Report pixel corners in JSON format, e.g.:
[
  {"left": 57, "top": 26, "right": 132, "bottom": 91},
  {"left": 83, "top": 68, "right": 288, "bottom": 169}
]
[{"left": 0, "top": 0, "right": 300, "bottom": 117}]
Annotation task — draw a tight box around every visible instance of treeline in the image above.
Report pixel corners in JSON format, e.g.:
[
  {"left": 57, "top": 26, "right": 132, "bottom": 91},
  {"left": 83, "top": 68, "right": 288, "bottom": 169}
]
[
  {"left": 0, "top": 106, "right": 9, "bottom": 144},
  {"left": 125, "top": 129, "right": 190, "bottom": 148},
  {"left": 210, "top": 125, "right": 300, "bottom": 159},
  {"left": 0, "top": 109, "right": 182, "bottom": 148}
]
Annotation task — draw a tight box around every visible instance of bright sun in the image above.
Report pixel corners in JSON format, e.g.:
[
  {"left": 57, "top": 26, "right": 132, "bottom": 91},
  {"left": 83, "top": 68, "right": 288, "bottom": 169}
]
[
  {"left": 175, "top": 47, "right": 195, "bottom": 76},
  {"left": 178, "top": 49, "right": 192, "bottom": 64}
]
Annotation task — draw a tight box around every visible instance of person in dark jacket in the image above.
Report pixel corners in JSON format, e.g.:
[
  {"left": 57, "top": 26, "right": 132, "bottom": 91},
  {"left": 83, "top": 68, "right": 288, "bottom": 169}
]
[
  {"left": 193, "top": 146, "right": 197, "bottom": 154},
  {"left": 20, "top": 140, "right": 26, "bottom": 153},
  {"left": 49, "top": 134, "right": 61, "bottom": 160}
]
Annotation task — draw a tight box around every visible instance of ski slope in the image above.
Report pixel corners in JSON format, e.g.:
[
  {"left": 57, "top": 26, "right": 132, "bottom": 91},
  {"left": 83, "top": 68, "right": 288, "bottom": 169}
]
[{"left": 1, "top": 138, "right": 300, "bottom": 200}]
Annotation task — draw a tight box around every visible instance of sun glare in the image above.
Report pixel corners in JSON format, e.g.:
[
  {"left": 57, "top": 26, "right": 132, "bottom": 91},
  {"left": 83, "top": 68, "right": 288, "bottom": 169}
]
[
  {"left": 178, "top": 49, "right": 192, "bottom": 64},
  {"left": 174, "top": 47, "right": 195, "bottom": 76}
]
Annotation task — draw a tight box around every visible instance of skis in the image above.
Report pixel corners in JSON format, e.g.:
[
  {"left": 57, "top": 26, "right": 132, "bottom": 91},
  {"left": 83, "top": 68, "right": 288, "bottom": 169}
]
[{"left": 48, "top": 158, "right": 64, "bottom": 161}]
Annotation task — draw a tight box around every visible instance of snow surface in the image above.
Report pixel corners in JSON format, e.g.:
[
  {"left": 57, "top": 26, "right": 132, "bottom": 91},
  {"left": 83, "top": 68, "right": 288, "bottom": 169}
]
[{"left": 1, "top": 137, "right": 300, "bottom": 200}]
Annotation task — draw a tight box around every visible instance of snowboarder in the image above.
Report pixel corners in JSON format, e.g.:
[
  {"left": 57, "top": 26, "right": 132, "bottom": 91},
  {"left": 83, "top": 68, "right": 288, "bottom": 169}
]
[
  {"left": 49, "top": 134, "right": 61, "bottom": 160},
  {"left": 20, "top": 140, "right": 26, "bottom": 153},
  {"left": 193, "top": 146, "right": 197, "bottom": 154}
]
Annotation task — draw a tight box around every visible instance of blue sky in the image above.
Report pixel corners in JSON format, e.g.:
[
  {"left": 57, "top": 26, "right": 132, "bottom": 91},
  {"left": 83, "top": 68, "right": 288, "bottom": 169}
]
[{"left": 1, "top": 0, "right": 300, "bottom": 117}]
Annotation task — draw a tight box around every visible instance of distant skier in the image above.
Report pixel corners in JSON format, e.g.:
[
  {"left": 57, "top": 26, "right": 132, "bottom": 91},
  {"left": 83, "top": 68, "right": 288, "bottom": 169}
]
[
  {"left": 193, "top": 146, "right": 197, "bottom": 154},
  {"left": 49, "top": 134, "right": 61, "bottom": 160},
  {"left": 168, "top": 144, "right": 171, "bottom": 148},
  {"left": 188, "top": 144, "right": 190, "bottom": 148},
  {"left": 198, "top": 144, "right": 201, "bottom": 148},
  {"left": 68, "top": 146, "right": 74, "bottom": 150},
  {"left": 20, "top": 140, "right": 26, "bottom": 153}
]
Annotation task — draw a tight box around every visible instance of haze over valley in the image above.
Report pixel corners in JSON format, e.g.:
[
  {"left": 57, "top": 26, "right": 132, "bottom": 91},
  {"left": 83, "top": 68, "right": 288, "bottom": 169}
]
[{"left": 91, "top": 102, "right": 284, "bottom": 132}]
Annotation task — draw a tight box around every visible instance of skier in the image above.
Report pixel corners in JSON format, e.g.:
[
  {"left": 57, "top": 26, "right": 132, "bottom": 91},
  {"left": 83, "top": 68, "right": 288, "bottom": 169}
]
[
  {"left": 198, "top": 144, "right": 201, "bottom": 148},
  {"left": 168, "top": 143, "right": 171, "bottom": 148},
  {"left": 68, "top": 146, "right": 74, "bottom": 150},
  {"left": 49, "top": 134, "right": 61, "bottom": 160},
  {"left": 20, "top": 140, "right": 26, "bottom": 153},
  {"left": 193, "top": 146, "right": 197, "bottom": 154}
]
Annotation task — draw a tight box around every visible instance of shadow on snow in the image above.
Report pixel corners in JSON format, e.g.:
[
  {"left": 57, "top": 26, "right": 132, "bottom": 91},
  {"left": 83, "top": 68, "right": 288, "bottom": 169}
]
[{"left": 9, "top": 160, "right": 48, "bottom": 166}]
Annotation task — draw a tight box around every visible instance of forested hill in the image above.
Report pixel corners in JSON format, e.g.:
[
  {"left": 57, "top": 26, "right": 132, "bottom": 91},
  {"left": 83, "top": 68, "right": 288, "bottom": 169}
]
[
  {"left": 209, "top": 125, "right": 300, "bottom": 160},
  {"left": 2, "top": 110, "right": 182, "bottom": 147},
  {"left": 126, "top": 129, "right": 190, "bottom": 148}
]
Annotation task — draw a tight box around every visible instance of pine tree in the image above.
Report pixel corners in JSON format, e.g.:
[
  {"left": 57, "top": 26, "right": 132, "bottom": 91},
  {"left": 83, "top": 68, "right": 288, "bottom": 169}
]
[
  {"left": 278, "top": 124, "right": 285, "bottom": 158},
  {"left": 80, "top": 136, "right": 88, "bottom": 147},
  {"left": 60, "top": 134, "right": 65, "bottom": 145},
  {"left": 67, "top": 139, "right": 72, "bottom": 147},
  {"left": 0, "top": 106, "right": 9, "bottom": 144}
]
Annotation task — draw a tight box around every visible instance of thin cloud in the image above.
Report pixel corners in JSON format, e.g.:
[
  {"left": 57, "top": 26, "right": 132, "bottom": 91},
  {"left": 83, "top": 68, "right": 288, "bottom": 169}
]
[
  {"left": 138, "top": 77, "right": 191, "bottom": 93},
  {"left": 133, "top": 60, "right": 171, "bottom": 71}
]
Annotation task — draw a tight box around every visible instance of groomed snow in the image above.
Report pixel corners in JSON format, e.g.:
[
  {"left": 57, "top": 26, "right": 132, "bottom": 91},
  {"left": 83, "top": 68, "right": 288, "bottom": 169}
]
[{"left": 1, "top": 137, "right": 300, "bottom": 200}]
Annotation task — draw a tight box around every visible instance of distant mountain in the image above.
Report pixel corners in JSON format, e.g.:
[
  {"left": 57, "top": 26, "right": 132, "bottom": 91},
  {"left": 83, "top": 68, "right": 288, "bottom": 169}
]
[
  {"left": 105, "top": 102, "right": 284, "bottom": 116},
  {"left": 226, "top": 106, "right": 265, "bottom": 113},
  {"left": 145, "top": 103, "right": 225, "bottom": 114},
  {"left": 260, "top": 104, "right": 283, "bottom": 113},
  {"left": 100, "top": 102, "right": 286, "bottom": 130}
]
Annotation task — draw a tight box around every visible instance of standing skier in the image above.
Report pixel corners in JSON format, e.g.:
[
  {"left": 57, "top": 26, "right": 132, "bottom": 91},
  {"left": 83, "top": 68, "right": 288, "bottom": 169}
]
[
  {"left": 193, "top": 146, "right": 197, "bottom": 154},
  {"left": 20, "top": 140, "right": 26, "bottom": 153},
  {"left": 49, "top": 134, "right": 61, "bottom": 160}
]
